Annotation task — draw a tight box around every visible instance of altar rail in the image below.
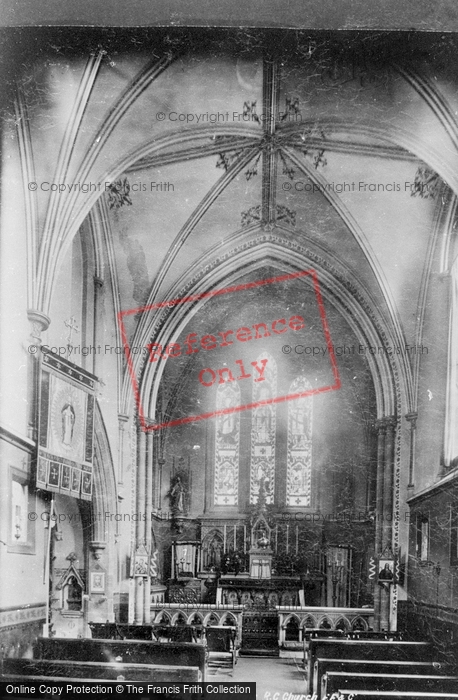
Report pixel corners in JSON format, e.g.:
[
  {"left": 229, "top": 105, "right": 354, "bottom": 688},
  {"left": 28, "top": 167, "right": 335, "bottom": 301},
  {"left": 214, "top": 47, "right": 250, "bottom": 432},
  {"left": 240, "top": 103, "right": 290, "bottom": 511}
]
[
  {"left": 150, "top": 604, "right": 244, "bottom": 643},
  {"left": 149, "top": 604, "right": 373, "bottom": 649},
  {"left": 277, "top": 607, "right": 374, "bottom": 645}
]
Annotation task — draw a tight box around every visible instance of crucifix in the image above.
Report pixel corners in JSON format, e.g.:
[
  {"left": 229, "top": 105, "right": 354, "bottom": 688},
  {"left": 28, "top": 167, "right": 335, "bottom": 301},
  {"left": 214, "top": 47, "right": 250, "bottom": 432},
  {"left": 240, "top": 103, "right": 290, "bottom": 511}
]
[{"left": 64, "top": 316, "right": 79, "bottom": 350}]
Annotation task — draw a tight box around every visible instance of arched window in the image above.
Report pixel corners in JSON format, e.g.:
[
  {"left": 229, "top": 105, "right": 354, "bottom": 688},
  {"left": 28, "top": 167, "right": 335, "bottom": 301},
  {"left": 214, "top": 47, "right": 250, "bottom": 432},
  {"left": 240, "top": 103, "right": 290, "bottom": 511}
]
[
  {"left": 250, "top": 352, "right": 277, "bottom": 504},
  {"left": 214, "top": 382, "right": 240, "bottom": 505},
  {"left": 287, "top": 377, "right": 312, "bottom": 506}
]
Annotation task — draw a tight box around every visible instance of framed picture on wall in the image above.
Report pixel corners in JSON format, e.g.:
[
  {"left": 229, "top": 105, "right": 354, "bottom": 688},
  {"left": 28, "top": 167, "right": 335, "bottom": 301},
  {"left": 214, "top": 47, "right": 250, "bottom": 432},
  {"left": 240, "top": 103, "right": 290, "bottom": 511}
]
[
  {"left": 90, "top": 571, "right": 105, "bottom": 594},
  {"left": 378, "top": 558, "right": 396, "bottom": 583}
]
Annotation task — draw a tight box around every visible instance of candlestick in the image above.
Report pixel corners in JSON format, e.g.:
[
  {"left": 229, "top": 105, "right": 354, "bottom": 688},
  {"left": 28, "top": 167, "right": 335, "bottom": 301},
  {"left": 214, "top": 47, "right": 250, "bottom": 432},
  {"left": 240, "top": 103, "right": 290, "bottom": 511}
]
[
  {"left": 295, "top": 525, "right": 298, "bottom": 555},
  {"left": 223, "top": 525, "right": 226, "bottom": 552}
]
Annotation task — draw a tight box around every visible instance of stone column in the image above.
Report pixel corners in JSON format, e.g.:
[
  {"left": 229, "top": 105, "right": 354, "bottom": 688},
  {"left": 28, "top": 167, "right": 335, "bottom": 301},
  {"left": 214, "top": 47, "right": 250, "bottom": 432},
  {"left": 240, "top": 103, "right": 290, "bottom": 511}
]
[
  {"left": 373, "top": 418, "right": 386, "bottom": 631},
  {"left": 92, "top": 277, "right": 104, "bottom": 378},
  {"left": 134, "top": 420, "right": 147, "bottom": 624},
  {"left": 374, "top": 419, "right": 387, "bottom": 553},
  {"left": 380, "top": 416, "right": 396, "bottom": 632},
  {"left": 144, "top": 429, "right": 154, "bottom": 623},
  {"left": 382, "top": 418, "right": 396, "bottom": 551},
  {"left": 117, "top": 414, "right": 129, "bottom": 486},
  {"left": 27, "top": 309, "right": 51, "bottom": 441},
  {"left": 405, "top": 412, "right": 417, "bottom": 488}
]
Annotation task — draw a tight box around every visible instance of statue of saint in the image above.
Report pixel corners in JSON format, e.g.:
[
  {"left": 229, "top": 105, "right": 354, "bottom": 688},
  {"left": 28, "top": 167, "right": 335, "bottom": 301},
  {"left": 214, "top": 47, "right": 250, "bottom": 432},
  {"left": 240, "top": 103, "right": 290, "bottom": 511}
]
[{"left": 170, "top": 475, "right": 185, "bottom": 513}]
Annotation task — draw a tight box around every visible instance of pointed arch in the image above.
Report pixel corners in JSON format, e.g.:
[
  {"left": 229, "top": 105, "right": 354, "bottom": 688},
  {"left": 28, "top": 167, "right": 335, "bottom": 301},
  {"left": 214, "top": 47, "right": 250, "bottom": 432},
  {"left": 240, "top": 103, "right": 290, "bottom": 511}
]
[
  {"left": 220, "top": 613, "right": 237, "bottom": 626},
  {"left": 335, "top": 617, "right": 351, "bottom": 632},
  {"left": 318, "top": 616, "right": 333, "bottom": 630},
  {"left": 302, "top": 615, "right": 317, "bottom": 630},
  {"left": 351, "top": 616, "right": 369, "bottom": 631},
  {"left": 154, "top": 610, "right": 171, "bottom": 624},
  {"left": 204, "top": 612, "right": 220, "bottom": 626},
  {"left": 188, "top": 612, "right": 204, "bottom": 626}
]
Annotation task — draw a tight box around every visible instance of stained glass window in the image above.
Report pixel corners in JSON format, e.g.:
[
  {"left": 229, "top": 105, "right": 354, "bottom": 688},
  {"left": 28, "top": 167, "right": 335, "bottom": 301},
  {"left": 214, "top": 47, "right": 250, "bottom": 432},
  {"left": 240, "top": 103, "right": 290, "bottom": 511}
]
[
  {"left": 250, "top": 352, "right": 277, "bottom": 504},
  {"left": 286, "top": 376, "right": 312, "bottom": 506},
  {"left": 214, "top": 382, "right": 240, "bottom": 505}
]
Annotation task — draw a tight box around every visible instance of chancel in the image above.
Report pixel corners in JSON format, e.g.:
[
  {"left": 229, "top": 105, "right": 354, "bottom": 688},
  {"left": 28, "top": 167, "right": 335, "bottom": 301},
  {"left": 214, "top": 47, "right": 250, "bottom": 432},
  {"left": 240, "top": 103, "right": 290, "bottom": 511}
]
[{"left": 1, "top": 13, "right": 458, "bottom": 695}]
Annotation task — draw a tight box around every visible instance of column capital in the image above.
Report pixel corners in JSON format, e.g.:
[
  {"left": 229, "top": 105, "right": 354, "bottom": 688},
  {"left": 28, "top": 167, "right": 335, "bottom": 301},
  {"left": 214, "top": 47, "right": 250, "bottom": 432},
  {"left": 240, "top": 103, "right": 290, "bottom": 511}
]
[
  {"left": 405, "top": 411, "right": 418, "bottom": 429},
  {"left": 94, "top": 276, "right": 104, "bottom": 289},
  {"left": 27, "top": 309, "right": 51, "bottom": 344},
  {"left": 374, "top": 418, "right": 387, "bottom": 434},
  {"left": 90, "top": 540, "right": 106, "bottom": 560}
]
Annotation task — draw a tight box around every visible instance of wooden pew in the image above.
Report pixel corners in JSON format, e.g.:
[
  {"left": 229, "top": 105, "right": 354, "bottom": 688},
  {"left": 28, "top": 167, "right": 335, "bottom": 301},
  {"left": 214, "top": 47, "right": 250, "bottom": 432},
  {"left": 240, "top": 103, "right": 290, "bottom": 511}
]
[
  {"left": 34, "top": 637, "right": 207, "bottom": 681},
  {"left": 307, "top": 639, "right": 432, "bottom": 695},
  {"left": 150, "top": 624, "right": 200, "bottom": 643},
  {"left": 89, "top": 622, "right": 154, "bottom": 641},
  {"left": 302, "top": 629, "right": 345, "bottom": 670},
  {"left": 162, "top": 626, "right": 197, "bottom": 643},
  {"left": 114, "top": 625, "right": 154, "bottom": 641},
  {"left": 88, "top": 622, "right": 124, "bottom": 640},
  {"left": 2, "top": 657, "right": 200, "bottom": 682},
  {"left": 205, "top": 626, "right": 237, "bottom": 673},
  {"left": 347, "top": 631, "right": 404, "bottom": 640},
  {"left": 313, "top": 657, "right": 447, "bottom": 697},
  {"left": 322, "top": 672, "right": 458, "bottom": 697}
]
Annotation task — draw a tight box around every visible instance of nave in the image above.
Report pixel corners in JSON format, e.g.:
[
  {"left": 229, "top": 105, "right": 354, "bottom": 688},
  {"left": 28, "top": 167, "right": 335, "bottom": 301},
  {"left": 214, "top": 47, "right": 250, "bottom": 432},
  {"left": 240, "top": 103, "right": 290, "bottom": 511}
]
[{"left": 2, "top": 14, "right": 458, "bottom": 698}]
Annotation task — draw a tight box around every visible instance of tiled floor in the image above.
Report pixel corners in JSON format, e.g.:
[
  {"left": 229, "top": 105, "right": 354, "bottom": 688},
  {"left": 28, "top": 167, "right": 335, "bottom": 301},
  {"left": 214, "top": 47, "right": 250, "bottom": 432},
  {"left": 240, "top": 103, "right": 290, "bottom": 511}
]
[{"left": 208, "top": 655, "right": 308, "bottom": 700}]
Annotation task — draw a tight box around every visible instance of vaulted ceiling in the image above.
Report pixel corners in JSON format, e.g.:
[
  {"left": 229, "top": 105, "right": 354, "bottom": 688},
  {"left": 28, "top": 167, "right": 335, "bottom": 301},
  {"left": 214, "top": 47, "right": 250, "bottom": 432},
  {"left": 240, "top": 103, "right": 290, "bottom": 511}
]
[{"left": 8, "top": 29, "right": 458, "bottom": 415}]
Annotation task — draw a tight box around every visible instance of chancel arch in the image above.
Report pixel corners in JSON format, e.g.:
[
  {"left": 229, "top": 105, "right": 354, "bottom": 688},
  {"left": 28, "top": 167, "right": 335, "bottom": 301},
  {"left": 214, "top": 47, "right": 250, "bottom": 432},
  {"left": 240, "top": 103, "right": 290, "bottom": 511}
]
[
  {"left": 133, "top": 239, "right": 405, "bottom": 424},
  {"left": 130, "top": 240, "right": 404, "bottom": 631}
]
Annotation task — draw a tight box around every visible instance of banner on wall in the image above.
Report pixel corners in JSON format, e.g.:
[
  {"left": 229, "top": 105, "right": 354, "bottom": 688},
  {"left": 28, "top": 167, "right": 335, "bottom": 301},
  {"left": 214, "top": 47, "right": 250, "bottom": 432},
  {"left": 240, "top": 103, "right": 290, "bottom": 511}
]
[{"left": 36, "top": 350, "right": 97, "bottom": 501}]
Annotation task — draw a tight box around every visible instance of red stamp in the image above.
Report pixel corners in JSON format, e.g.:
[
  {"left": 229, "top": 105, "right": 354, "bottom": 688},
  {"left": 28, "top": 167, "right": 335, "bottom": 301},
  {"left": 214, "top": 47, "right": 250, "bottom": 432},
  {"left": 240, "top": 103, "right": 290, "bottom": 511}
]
[{"left": 117, "top": 269, "right": 341, "bottom": 431}]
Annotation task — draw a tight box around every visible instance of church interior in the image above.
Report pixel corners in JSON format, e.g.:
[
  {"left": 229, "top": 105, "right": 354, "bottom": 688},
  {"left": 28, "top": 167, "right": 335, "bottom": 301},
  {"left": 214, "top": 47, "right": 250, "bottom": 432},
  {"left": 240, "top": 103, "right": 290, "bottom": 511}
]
[{"left": 1, "top": 16, "right": 458, "bottom": 695}]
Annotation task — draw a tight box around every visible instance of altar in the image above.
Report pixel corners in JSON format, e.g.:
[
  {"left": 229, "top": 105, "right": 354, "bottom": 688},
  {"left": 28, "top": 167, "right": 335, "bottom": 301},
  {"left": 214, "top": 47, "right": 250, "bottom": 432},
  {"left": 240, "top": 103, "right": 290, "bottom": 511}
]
[{"left": 217, "top": 574, "right": 302, "bottom": 608}]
